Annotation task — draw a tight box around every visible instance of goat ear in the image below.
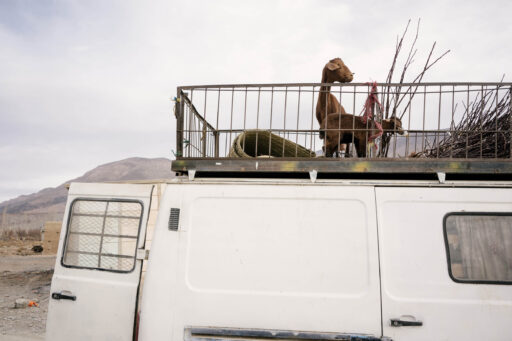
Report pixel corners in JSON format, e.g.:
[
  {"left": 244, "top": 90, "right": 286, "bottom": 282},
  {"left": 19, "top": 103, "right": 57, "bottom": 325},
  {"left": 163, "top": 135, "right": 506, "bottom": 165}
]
[{"left": 326, "top": 62, "right": 340, "bottom": 71}]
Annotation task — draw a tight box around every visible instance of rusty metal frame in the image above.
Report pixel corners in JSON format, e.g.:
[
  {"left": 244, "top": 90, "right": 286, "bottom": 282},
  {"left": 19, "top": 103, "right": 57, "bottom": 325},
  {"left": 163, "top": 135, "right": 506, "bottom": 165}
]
[
  {"left": 184, "top": 327, "right": 385, "bottom": 341},
  {"left": 179, "top": 82, "right": 512, "bottom": 89},
  {"left": 172, "top": 158, "right": 512, "bottom": 176},
  {"left": 174, "top": 82, "right": 512, "bottom": 177}
]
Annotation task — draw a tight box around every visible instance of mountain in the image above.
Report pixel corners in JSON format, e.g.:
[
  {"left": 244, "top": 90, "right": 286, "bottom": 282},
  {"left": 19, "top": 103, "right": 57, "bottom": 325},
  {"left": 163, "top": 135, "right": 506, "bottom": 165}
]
[
  {"left": 0, "top": 157, "right": 174, "bottom": 230},
  {"left": 390, "top": 131, "right": 449, "bottom": 157}
]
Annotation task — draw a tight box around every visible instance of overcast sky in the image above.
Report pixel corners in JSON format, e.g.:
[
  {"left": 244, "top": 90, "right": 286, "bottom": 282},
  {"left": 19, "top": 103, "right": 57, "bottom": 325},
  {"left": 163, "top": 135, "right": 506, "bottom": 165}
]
[{"left": 1, "top": 0, "right": 511, "bottom": 202}]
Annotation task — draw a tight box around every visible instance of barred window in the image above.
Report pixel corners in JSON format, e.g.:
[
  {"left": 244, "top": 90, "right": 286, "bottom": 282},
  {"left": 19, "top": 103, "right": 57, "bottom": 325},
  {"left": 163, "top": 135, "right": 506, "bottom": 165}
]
[
  {"left": 444, "top": 213, "right": 512, "bottom": 284},
  {"left": 62, "top": 199, "right": 143, "bottom": 272}
]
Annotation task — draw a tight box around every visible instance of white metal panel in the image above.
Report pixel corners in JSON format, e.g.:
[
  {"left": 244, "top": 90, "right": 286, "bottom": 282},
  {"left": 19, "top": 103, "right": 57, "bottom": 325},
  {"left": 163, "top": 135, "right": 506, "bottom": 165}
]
[
  {"left": 186, "top": 197, "right": 370, "bottom": 295},
  {"left": 46, "top": 183, "right": 153, "bottom": 341},
  {"left": 376, "top": 187, "right": 512, "bottom": 341},
  {"left": 139, "top": 183, "right": 381, "bottom": 340},
  {"left": 68, "top": 182, "right": 155, "bottom": 198}
]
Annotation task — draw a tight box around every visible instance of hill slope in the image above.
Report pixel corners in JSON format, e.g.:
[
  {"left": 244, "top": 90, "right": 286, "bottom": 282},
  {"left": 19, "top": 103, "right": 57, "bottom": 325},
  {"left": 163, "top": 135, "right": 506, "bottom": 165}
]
[{"left": 0, "top": 157, "right": 174, "bottom": 230}]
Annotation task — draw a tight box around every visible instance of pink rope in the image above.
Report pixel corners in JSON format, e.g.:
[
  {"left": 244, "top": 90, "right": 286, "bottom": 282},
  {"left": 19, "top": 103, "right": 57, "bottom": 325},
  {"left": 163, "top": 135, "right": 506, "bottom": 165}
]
[{"left": 360, "top": 82, "right": 383, "bottom": 143}]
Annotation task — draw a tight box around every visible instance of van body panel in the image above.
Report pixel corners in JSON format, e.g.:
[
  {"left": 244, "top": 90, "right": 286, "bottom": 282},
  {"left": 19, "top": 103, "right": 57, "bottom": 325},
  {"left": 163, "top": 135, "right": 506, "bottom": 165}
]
[
  {"left": 376, "top": 187, "right": 512, "bottom": 341},
  {"left": 139, "top": 183, "right": 382, "bottom": 340},
  {"left": 45, "top": 183, "right": 153, "bottom": 341},
  {"left": 45, "top": 179, "right": 512, "bottom": 341}
]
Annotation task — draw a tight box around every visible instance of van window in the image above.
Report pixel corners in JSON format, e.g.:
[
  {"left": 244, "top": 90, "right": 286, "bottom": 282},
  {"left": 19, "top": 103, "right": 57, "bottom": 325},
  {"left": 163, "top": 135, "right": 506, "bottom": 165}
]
[
  {"left": 444, "top": 213, "right": 512, "bottom": 284},
  {"left": 62, "top": 199, "right": 143, "bottom": 272}
]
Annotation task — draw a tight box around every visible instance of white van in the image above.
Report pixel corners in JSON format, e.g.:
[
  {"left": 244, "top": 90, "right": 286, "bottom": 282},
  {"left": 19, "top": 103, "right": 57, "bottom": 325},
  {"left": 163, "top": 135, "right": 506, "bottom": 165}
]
[
  {"left": 46, "top": 81, "right": 512, "bottom": 340},
  {"left": 45, "top": 177, "right": 512, "bottom": 341}
]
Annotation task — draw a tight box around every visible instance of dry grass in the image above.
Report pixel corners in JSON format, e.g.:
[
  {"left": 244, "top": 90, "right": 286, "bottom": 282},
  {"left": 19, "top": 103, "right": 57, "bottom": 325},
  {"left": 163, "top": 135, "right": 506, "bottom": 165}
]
[
  {"left": 2, "top": 212, "right": 60, "bottom": 228},
  {"left": 0, "top": 228, "right": 41, "bottom": 241}
]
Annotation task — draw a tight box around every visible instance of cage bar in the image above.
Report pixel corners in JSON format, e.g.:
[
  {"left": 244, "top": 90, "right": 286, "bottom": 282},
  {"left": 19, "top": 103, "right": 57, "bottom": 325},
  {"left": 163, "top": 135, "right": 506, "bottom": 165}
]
[{"left": 173, "top": 83, "right": 512, "bottom": 177}]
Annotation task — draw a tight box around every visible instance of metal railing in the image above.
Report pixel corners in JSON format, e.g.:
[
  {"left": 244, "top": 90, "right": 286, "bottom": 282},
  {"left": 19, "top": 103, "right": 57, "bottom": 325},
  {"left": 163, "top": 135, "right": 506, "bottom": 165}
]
[{"left": 175, "top": 82, "right": 512, "bottom": 160}]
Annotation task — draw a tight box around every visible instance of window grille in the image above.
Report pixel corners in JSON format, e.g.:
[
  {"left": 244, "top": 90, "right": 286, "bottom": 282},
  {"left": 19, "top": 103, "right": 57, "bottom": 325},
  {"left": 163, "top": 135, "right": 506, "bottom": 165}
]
[{"left": 62, "top": 199, "right": 143, "bottom": 272}]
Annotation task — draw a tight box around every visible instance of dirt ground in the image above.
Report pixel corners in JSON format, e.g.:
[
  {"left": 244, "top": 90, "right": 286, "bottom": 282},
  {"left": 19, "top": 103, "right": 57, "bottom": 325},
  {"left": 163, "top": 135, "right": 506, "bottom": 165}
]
[{"left": 0, "top": 240, "right": 55, "bottom": 340}]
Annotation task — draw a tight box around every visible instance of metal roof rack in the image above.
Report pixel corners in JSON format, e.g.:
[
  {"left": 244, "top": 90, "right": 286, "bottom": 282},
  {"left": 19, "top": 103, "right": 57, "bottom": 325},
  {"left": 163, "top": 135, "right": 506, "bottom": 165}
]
[{"left": 172, "top": 82, "right": 512, "bottom": 179}]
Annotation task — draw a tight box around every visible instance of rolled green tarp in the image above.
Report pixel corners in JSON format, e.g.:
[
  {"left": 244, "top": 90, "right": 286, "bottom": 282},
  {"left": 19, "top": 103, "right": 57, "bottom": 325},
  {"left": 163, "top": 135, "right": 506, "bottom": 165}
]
[{"left": 229, "top": 130, "right": 316, "bottom": 158}]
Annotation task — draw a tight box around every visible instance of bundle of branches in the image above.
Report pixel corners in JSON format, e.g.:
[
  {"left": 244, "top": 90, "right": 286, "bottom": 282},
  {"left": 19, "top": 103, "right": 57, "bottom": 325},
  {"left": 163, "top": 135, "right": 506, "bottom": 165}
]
[
  {"left": 378, "top": 19, "right": 450, "bottom": 157},
  {"left": 414, "top": 87, "right": 511, "bottom": 158}
]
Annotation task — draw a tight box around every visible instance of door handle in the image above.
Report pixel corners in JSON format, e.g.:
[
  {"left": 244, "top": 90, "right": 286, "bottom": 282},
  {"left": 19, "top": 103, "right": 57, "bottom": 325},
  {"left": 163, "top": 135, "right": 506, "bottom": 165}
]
[
  {"left": 390, "top": 316, "right": 422, "bottom": 327},
  {"left": 51, "top": 291, "right": 76, "bottom": 301}
]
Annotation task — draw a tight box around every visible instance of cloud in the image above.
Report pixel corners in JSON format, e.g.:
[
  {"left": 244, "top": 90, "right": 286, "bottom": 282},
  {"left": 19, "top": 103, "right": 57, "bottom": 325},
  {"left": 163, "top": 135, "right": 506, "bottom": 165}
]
[{"left": 0, "top": 0, "right": 511, "bottom": 202}]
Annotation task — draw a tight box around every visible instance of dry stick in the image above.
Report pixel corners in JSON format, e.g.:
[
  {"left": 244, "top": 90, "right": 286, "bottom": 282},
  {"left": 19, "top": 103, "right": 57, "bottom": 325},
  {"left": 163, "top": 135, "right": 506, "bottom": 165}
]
[
  {"left": 398, "top": 47, "right": 451, "bottom": 120},
  {"left": 496, "top": 76, "right": 505, "bottom": 157},
  {"left": 381, "top": 45, "right": 450, "bottom": 156},
  {"left": 381, "top": 22, "right": 443, "bottom": 156},
  {"left": 392, "top": 19, "right": 421, "bottom": 119},
  {"left": 384, "top": 20, "right": 411, "bottom": 118},
  {"left": 508, "top": 85, "right": 512, "bottom": 159},
  {"left": 465, "top": 86, "right": 470, "bottom": 158},
  {"left": 310, "top": 86, "right": 315, "bottom": 156},
  {"left": 380, "top": 22, "right": 410, "bottom": 153},
  {"left": 394, "top": 43, "right": 437, "bottom": 121},
  {"left": 450, "top": 86, "right": 456, "bottom": 158},
  {"left": 422, "top": 86, "right": 510, "bottom": 158},
  {"left": 380, "top": 19, "right": 451, "bottom": 157}
]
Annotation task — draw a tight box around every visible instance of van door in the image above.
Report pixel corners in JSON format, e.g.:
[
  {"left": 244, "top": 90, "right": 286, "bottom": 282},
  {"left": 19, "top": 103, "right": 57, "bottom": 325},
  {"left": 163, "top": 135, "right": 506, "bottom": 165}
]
[
  {"left": 376, "top": 187, "right": 512, "bottom": 341},
  {"left": 138, "top": 183, "right": 382, "bottom": 340},
  {"left": 46, "top": 182, "right": 153, "bottom": 341}
]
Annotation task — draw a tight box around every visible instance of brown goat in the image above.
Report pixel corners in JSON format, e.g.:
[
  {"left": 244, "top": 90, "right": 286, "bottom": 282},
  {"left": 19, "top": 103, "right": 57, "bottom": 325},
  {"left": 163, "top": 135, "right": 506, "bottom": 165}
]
[
  {"left": 320, "top": 114, "right": 404, "bottom": 157},
  {"left": 316, "top": 58, "right": 353, "bottom": 140}
]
